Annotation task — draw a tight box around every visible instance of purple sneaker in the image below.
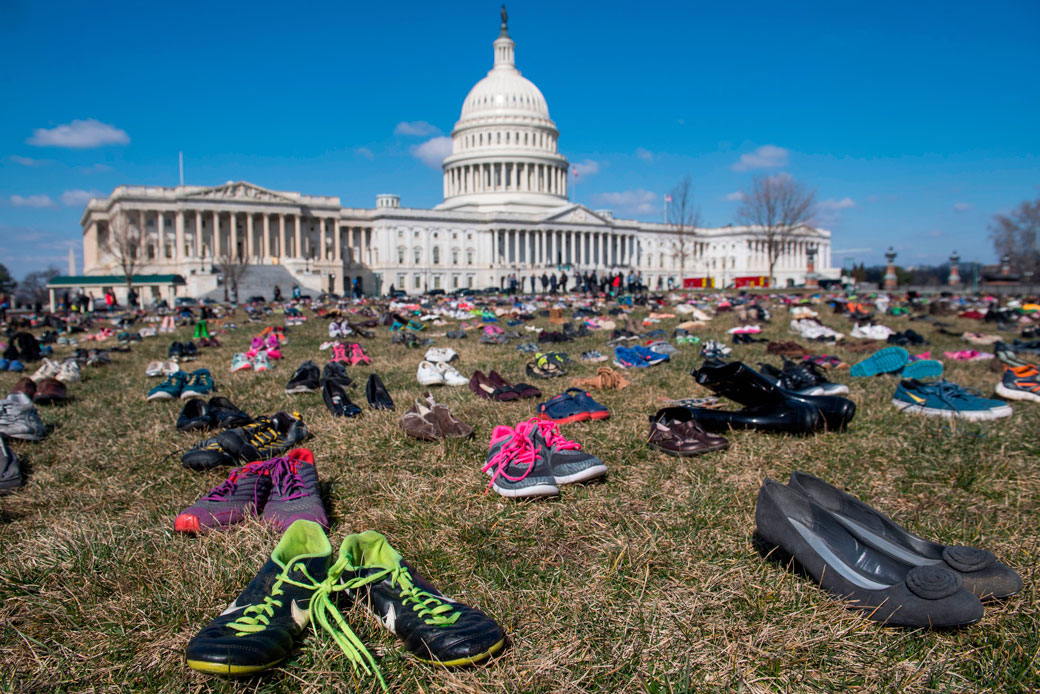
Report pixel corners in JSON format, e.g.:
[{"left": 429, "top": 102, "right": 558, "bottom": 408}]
[
  {"left": 174, "top": 461, "right": 272, "bottom": 534},
  {"left": 261, "top": 448, "right": 328, "bottom": 531}
]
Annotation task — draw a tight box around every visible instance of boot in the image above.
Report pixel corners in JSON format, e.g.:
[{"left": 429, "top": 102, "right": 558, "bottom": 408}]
[{"left": 692, "top": 360, "right": 855, "bottom": 431}]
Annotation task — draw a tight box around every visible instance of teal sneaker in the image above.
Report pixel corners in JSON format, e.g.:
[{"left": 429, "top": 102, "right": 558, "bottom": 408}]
[
  {"left": 182, "top": 369, "right": 216, "bottom": 399},
  {"left": 850, "top": 346, "right": 909, "bottom": 377},
  {"left": 148, "top": 371, "right": 187, "bottom": 401},
  {"left": 893, "top": 379, "right": 1013, "bottom": 421}
]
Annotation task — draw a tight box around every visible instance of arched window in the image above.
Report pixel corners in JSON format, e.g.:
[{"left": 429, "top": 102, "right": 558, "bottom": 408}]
[{"left": 432, "top": 247, "right": 440, "bottom": 264}]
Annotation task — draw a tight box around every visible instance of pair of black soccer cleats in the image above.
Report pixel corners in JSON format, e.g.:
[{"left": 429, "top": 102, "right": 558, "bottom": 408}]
[{"left": 186, "top": 520, "right": 506, "bottom": 687}]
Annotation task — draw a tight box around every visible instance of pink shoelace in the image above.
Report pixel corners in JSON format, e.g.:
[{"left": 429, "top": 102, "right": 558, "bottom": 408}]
[
  {"left": 351, "top": 343, "right": 370, "bottom": 364},
  {"left": 481, "top": 423, "right": 542, "bottom": 490},
  {"left": 333, "top": 344, "right": 349, "bottom": 362},
  {"left": 265, "top": 456, "right": 308, "bottom": 501},
  {"left": 529, "top": 418, "right": 580, "bottom": 452},
  {"left": 202, "top": 461, "right": 267, "bottom": 509}
]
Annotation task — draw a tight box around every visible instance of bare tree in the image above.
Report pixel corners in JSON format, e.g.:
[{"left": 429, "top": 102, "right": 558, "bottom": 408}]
[
  {"left": 215, "top": 251, "right": 250, "bottom": 303},
  {"left": 990, "top": 197, "right": 1040, "bottom": 278},
  {"left": 17, "top": 266, "right": 62, "bottom": 306},
  {"left": 101, "top": 210, "right": 144, "bottom": 299},
  {"left": 666, "top": 175, "right": 701, "bottom": 276},
  {"left": 735, "top": 174, "right": 816, "bottom": 287}
]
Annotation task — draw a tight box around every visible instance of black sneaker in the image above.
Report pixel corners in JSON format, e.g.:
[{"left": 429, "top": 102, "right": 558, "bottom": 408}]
[
  {"left": 319, "top": 531, "right": 506, "bottom": 677},
  {"left": 207, "top": 396, "right": 252, "bottom": 429},
  {"left": 322, "top": 380, "right": 361, "bottom": 417},
  {"left": 168, "top": 341, "right": 184, "bottom": 360},
  {"left": 321, "top": 361, "right": 353, "bottom": 389},
  {"left": 0, "top": 438, "right": 23, "bottom": 494},
  {"left": 182, "top": 412, "right": 309, "bottom": 470},
  {"left": 186, "top": 520, "right": 332, "bottom": 676},
  {"left": 286, "top": 361, "right": 321, "bottom": 394},
  {"left": 177, "top": 398, "right": 213, "bottom": 432}
]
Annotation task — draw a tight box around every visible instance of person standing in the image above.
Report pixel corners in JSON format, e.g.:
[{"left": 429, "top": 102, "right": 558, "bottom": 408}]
[
  {"left": 549, "top": 273, "right": 558, "bottom": 294},
  {"left": 540, "top": 273, "right": 549, "bottom": 292},
  {"left": 560, "top": 272, "right": 569, "bottom": 294}
]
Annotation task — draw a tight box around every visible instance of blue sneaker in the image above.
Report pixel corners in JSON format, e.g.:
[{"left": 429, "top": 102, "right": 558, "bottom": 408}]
[
  {"left": 562, "top": 388, "right": 610, "bottom": 420},
  {"left": 893, "top": 379, "right": 1013, "bottom": 421},
  {"left": 0, "top": 359, "right": 8, "bottom": 371},
  {"left": 613, "top": 346, "right": 645, "bottom": 369},
  {"left": 631, "top": 345, "right": 669, "bottom": 365},
  {"left": 8, "top": 360, "right": 24, "bottom": 372},
  {"left": 850, "top": 346, "right": 909, "bottom": 377},
  {"left": 536, "top": 391, "right": 594, "bottom": 424},
  {"left": 148, "top": 371, "right": 187, "bottom": 401},
  {"left": 181, "top": 369, "right": 216, "bottom": 399},
  {"left": 902, "top": 359, "right": 943, "bottom": 380}
]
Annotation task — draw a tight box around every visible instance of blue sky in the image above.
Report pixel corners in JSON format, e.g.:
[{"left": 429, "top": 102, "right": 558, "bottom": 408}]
[{"left": 1, "top": 0, "right": 1037, "bottom": 277}]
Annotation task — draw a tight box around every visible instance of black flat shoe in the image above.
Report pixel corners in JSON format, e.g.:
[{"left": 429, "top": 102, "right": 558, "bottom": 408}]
[
  {"left": 755, "top": 479, "right": 983, "bottom": 628},
  {"left": 365, "top": 373, "right": 394, "bottom": 410},
  {"left": 787, "top": 471, "right": 1023, "bottom": 600},
  {"left": 693, "top": 359, "right": 855, "bottom": 431},
  {"left": 321, "top": 362, "right": 353, "bottom": 389},
  {"left": 323, "top": 380, "right": 361, "bottom": 417},
  {"left": 177, "top": 398, "right": 213, "bottom": 432}
]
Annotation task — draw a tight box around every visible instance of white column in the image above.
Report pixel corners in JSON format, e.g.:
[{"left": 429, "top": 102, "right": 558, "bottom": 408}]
[
  {"left": 294, "top": 215, "right": 302, "bottom": 259},
  {"left": 213, "top": 211, "right": 221, "bottom": 258},
  {"left": 194, "top": 211, "right": 202, "bottom": 257},
  {"left": 175, "top": 211, "right": 184, "bottom": 262},
  {"left": 279, "top": 214, "right": 286, "bottom": 259},
  {"left": 246, "top": 213, "right": 254, "bottom": 259},
  {"left": 334, "top": 219, "right": 342, "bottom": 262},
  {"left": 262, "top": 214, "right": 270, "bottom": 262},
  {"left": 156, "top": 212, "right": 165, "bottom": 260}
]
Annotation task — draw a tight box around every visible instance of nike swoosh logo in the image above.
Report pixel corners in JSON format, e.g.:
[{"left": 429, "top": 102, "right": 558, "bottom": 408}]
[
  {"left": 382, "top": 604, "right": 397, "bottom": 635},
  {"left": 220, "top": 600, "right": 247, "bottom": 617}
]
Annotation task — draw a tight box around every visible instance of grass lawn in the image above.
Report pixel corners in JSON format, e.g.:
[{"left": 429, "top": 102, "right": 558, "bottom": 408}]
[{"left": 0, "top": 301, "right": 1037, "bottom": 693}]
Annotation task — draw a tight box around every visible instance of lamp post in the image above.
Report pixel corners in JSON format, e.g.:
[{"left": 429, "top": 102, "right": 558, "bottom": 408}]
[{"left": 884, "top": 247, "right": 898, "bottom": 290}]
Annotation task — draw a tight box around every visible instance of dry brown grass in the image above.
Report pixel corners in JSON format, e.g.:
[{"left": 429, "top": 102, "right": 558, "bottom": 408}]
[{"left": 0, "top": 300, "right": 1037, "bottom": 693}]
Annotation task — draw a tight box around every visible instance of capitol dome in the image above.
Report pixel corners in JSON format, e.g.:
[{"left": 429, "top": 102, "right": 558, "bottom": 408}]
[{"left": 436, "top": 8, "right": 570, "bottom": 212}]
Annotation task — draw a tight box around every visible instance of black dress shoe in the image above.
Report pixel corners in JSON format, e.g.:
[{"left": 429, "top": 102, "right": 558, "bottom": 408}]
[
  {"left": 755, "top": 479, "right": 983, "bottom": 628},
  {"left": 786, "top": 471, "right": 1023, "bottom": 600},
  {"left": 693, "top": 360, "right": 855, "bottom": 431},
  {"left": 322, "top": 380, "right": 361, "bottom": 417},
  {"left": 207, "top": 396, "right": 252, "bottom": 429},
  {"left": 177, "top": 398, "right": 213, "bottom": 432},
  {"left": 365, "top": 373, "right": 394, "bottom": 410},
  {"left": 673, "top": 399, "right": 820, "bottom": 434}
]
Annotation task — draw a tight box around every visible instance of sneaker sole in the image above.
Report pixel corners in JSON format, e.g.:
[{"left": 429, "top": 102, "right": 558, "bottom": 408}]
[
  {"left": 187, "top": 658, "right": 283, "bottom": 676},
  {"left": 648, "top": 441, "right": 730, "bottom": 457},
  {"left": 412, "top": 636, "right": 507, "bottom": 667},
  {"left": 536, "top": 412, "right": 590, "bottom": 425},
  {"left": 181, "top": 390, "right": 212, "bottom": 400},
  {"left": 851, "top": 347, "right": 909, "bottom": 377},
  {"left": 285, "top": 385, "right": 319, "bottom": 394},
  {"left": 902, "top": 360, "right": 944, "bottom": 380},
  {"left": 147, "top": 392, "right": 178, "bottom": 401},
  {"left": 555, "top": 463, "right": 609, "bottom": 484},
  {"left": 491, "top": 482, "right": 560, "bottom": 498},
  {"left": 891, "top": 398, "right": 1013, "bottom": 421},
  {"left": 995, "top": 382, "right": 1040, "bottom": 403}
]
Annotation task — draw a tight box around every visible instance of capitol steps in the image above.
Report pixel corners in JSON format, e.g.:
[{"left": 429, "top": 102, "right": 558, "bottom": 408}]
[{"left": 200, "top": 264, "right": 310, "bottom": 302}]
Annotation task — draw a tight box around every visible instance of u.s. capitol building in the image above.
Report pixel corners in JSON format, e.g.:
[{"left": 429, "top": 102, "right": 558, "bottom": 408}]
[{"left": 78, "top": 11, "right": 836, "bottom": 300}]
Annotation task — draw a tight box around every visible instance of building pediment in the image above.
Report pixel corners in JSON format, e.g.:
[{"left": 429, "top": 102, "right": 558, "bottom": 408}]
[
  {"left": 541, "top": 205, "right": 614, "bottom": 226},
  {"left": 185, "top": 181, "right": 297, "bottom": 204}
]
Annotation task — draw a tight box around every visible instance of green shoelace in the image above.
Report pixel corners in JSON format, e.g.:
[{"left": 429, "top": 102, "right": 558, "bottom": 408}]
[
  {"left": 309, "top": 557, "right": 462, "bottom": 692},
  {"left": 228, "top": 561, "right": 322, "bottom": 635}
]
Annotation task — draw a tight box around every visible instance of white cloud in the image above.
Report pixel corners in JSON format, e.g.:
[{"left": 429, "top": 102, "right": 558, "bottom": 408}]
[
  {"left": 10, "top": 194, "right": 57, "bottom": 208},
  {"left": 394, "top": 121, "right": 440, "bottom": 137},
  {"left": 410, "top": 136, "right": 452, "bottom": 169},
  {"left": 953, "top": 202, "right": 973, "bottom": 212},
  {"left": 817, "top": 197, "right": 856, "bottom": 211},
  {"left": 354, "top": 146, "right": 375, "bottom": 160},
  {"left": 571, "top": 160, "right": 600, "bottom": 178},
  {"left": 80, "top": 163, "right": 112, "bottom": 174},
  {"left": 60, "top": 189, "right": 100, "bottom": 207},
  {"left": 723, "top": 191, "right": 745, "bottom": 202},
  {"left": 732, "top": 144, "right": 789, "bottom": 171},
  {"left": 635, "top": 147, "right": 653, "bottom": 162},
  {"left": 10, "top": 155, "right": 44, "bottom": 167},
  {"left": 592, "top": 189, "right": 658, "bottom": 216},
  {"left": 27, "top": 118, "right": 130, "bottom": 149}
]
